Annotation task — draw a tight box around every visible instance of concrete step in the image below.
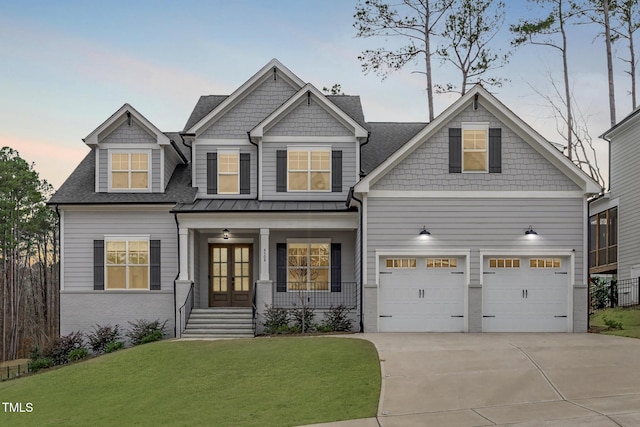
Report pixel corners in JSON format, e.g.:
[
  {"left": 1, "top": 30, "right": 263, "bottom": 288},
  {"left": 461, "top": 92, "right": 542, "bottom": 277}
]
[
  {"left": 188, "top": 313, "right": 253, "bottom": 320},
  {"left": 181, "top": 328, "right": 254, "bottom": 338},
  {"left": 187, "top": 317, "right": 253, "bottom": 325},
  {"left": 185, "top": 322, "right": 253, "bottom": 330}
]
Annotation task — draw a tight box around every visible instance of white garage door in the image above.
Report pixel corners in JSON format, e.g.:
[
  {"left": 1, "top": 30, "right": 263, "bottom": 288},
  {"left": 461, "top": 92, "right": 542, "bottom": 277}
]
[
  {"left": 379, "top": 256, "right": 466, "bottom": 332},
  {"left": 482, "top": 256, "right": 570, "bottom": 332}
]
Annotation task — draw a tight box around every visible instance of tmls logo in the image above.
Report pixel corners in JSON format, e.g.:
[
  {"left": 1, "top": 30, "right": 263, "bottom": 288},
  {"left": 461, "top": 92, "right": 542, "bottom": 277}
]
[{"left": 2, "top": 402, "right": 33, "bottom": 413}]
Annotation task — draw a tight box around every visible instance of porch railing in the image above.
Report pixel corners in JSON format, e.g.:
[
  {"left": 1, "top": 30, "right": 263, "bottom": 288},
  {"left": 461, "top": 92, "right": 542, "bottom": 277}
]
[
  {"left": 272, "top": 282, "right": 359, "bottom": 309},
  {"left": 178, "top": 282, "right": 194, "bottom": 337},
  {"left": 590, "top": 277, "right": 639, "bottom": 312}
]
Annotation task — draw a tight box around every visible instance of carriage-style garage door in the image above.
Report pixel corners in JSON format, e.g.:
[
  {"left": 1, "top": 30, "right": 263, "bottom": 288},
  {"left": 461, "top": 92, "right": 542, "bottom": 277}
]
[
  {"left": 482, "top": 256, "right": 570, "bottom": 332},
  {"left": 379, "top": 256, "right": 466, "bottom": 332}
]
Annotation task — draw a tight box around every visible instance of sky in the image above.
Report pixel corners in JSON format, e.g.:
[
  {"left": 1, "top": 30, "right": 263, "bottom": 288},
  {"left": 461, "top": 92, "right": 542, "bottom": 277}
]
[{"left": 0, "top": 0, "right": 633, "bottom": 190}]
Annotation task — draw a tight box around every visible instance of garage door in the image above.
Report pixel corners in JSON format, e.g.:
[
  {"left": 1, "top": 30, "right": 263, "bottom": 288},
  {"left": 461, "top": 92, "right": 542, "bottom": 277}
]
[
  {"left": 379, "top": 256, "right": 466, "bottom": 332},
  {"left": 482, "top": 256, "right": 569, "bottom": 332}
]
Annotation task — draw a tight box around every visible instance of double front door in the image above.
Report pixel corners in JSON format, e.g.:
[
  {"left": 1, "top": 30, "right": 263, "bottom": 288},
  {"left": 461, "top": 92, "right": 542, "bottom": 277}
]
[{"left": 209, "top": 244, "right": 252, "bottom": 307}]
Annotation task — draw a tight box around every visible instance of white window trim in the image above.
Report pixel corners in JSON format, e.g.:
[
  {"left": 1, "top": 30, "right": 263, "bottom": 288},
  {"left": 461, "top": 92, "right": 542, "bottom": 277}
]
[
  {"left": 217, "top": 149, "right": 240, "bottom": 195},
  {"left": 286, "top": 239, "right": 331, "bottom": 292},
  {"left": 461, "top": 122, "right": 489, "bottom": 174},
  {"left": 286, "top": 146, "right": 332, "bottom": 192},
  {"left": 104, "top": 235, "right": 150, "bottom": 291},
  {"left": 107, "top": 149, "right": 152, "bottom": 192}
]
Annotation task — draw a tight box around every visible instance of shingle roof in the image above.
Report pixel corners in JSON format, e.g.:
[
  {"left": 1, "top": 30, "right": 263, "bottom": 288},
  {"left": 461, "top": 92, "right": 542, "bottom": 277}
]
[
  {"left": 326, "top": 95, "right": 368, "bottom": 130},
  {"left": 48, "top": 150, "right": 196, "bottom": 205},
  {"left": 361, "top": 122, "right": 427, "bottom": 174},
  {"left": 183, "top": 95, "right": 228, "bottom": 132},
  {"left": 173, "top": 199, "right": 354, "bottom": 213}
]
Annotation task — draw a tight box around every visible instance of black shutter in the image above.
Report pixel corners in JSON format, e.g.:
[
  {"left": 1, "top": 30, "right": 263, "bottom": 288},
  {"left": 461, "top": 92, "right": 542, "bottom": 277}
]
[
  {"left": 94, "top": 240, "right": 104, "bottom": 290},
  {"left": 489, "top": 128, "right": 502, "bottom": 173},
  {"left": 150, "top": 240, "right": 161, "bottom": 290},
  {"left": 332, "top": 150, "right": 342, "bottom": 192},
  {"left": 276, "top": 150, "right": 287, "bottom": 192},
  {"left": 240, "top": 153, "right": 250, "bottom": 194},
  {"left": 207, "top": 152, "right": 217, "bottom": 194},
  {"left": 276, "top": 243, "right": 287, "bottom": 292},
  {"left": 331, "top": 243, "right": 341, "bottom": 292},
  {"left": 449, "top": 128, "right": 462, "bottom": 173}
]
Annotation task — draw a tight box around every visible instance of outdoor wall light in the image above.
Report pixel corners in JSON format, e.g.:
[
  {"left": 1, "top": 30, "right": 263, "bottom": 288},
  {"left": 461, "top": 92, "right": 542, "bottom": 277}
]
[
  {"left": 223, "top": 229, "right": 229, "bottom": 240},
  {"left": 419, "top": 226, "right": 431, "bottom": 236},
  {"left": 525, "top": 225, "right": 538, "bottom": 236}
]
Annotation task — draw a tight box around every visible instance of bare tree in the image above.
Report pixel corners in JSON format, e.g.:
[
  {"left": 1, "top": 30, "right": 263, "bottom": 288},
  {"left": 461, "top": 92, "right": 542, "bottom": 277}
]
[
  {"left": 354, "top": 0, "right": 454, "bottom": 120},
  {"left": 511, "top": 0, "right": 585, "bottom": 160},
  {"left": 436, "top": 0, "right": 510, "bottom": 95},
  {"left": 612, "top": 0, "right": 640, "bottom": 109}
]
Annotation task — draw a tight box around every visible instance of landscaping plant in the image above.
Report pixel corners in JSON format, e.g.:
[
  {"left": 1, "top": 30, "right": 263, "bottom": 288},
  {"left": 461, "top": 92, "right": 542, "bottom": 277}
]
[
  {"left": 87, "top": 324, "right": 121, "bottom": 354},
  {"left": 126, "top": 319, "right": 167, "bottom": 345}
]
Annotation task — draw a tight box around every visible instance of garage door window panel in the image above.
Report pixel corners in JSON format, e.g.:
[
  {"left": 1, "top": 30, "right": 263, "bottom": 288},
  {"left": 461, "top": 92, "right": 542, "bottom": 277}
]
[
  {"left": 426, "top": 258, "right": 457, "bottom": 268},
  {"left": 530, "top": 258, "right": 561, "bottom": 268},
  {"left": 489, "top": 258, "right": 520, "bottom": 268},
  {"left": 386, "top": 258, "right": 417, "bottom": 269}
]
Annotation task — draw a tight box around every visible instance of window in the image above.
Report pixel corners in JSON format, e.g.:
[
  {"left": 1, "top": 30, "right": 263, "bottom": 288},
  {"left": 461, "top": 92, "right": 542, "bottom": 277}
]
[
  {"left": 489, "top": 258, "right": 520, "bottom": 268},
  {"left": 386, "top": 258, "right": 417, "bottom": 269},
  {"left": 530, "top": 258, "right": 561, "bottom": 269},
  {"left": 462, "top": 125, "right": 488, "bottom": 172},
  {"left": 589, "top": 208, "right": 617, "bottom": 272},
  {"left": 106, "top": 240, "right": 149, "bottom": 289},
  {"left": 287, "top": 243, "right": 330, "bottom": 291},
  {"left": 111, "top": 152, "right": 149, "bottom": 190},
  {"left": 288, "top": 150, "right": 331, "bottom": 191},
  {"left": 218, "top": 152, "right": 239, "bottom": 194},
  {"left": 426, "top": 258, "right": 458, "bottom": 268}
]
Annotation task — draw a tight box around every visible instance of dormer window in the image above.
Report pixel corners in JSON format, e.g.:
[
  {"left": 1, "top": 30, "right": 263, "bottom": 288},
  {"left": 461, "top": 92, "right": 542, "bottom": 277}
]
[
  {"left": 462, "top": 124, "right": 488, "bottom": 172},
  {"left": 110, "top": 151, "right": 150, "bottom": 191},
  {"left": 218, "top": 151, "right": 239, "bottom": 194}
]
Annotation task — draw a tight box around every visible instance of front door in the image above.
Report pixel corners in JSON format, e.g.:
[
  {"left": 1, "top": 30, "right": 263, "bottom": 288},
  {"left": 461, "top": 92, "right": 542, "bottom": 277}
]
[{"left": 209, "top": 244, "right": 252, "bottom": 307}]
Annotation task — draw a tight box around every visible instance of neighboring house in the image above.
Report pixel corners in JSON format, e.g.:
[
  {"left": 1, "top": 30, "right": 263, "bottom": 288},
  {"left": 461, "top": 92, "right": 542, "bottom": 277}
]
[{"left": 49, "top": 59, "right": 600, "bottom": 337}]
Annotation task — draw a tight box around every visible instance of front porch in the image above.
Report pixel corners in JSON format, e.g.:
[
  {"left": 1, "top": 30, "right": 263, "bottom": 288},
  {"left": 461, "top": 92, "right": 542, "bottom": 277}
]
[{"left": 173, "top": 208, "right": 360, "bottom": 337}]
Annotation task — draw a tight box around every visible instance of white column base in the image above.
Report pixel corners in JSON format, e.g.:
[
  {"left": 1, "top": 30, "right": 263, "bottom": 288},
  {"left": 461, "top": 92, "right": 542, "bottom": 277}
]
[{"left": 255, "top": 280, "right": 273, "bottom": 335}]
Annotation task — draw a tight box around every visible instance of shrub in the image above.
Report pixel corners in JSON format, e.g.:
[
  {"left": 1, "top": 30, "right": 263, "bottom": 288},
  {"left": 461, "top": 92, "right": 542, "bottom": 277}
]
[
  {"left": 291, "top": 306, "right": 315, "bottom": 333},
  {"left": 603, "top": 316, "right": 623, "bottom": 330},
  {"left": 87, "top": 324, "right": 121, "bottom": 354},
  {"left": 68, "top": 348, "right": 89, "bottom": 362},
  {"left": 263, "top": 305, "right": 290, "bottom": 334},
  {"left": 28, "top": 345, "right": 42, "bottom": 360},
  {"left": 105, "top": 341, "right": 124, "bottom": 353},
  {"left": 43, "top": 331, "right": 85, "bottom": 365},
  {"left": 315, "top": 323, "right": 334, "bottom": 333},
  {"left": 322, "top": 305, "right": 353, "bottom": 332},
  {"left": 126, "top": 319, "right": 168, "bottom": 346},
  {"left": 28, "top": 357, "right": 53, "bottom": 372}
]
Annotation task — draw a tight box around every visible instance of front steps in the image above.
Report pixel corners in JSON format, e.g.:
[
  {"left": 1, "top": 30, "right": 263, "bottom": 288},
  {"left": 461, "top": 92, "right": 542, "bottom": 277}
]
[{"left": 181, "top": 307, "right": 254, "bottom": 339}]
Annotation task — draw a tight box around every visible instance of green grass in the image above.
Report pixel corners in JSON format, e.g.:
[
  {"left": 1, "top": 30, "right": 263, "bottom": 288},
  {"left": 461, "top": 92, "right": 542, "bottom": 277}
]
[
  {"left": 0, "top": 337, "right": 380, "bottom": 427},
  {"left": 590, "top": 307, "right": 640, "bottom": 339}
]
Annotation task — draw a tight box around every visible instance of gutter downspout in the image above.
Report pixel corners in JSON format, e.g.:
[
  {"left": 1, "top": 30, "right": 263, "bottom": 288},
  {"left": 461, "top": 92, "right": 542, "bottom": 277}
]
[
  {"left": 173, "top": 213, "right": 180, "bottom": 338},
  {"left": 55, "top": 204, "right": 61, "bottom": 337},
  {"left": 247, "top": 132, "right": 259, "bottom": 199},
  {"left": 348, "top": 188, "right": 365, "bottom": 333},
  {"left": 359, "top": 131, "right": 371, "bottom": 178}
]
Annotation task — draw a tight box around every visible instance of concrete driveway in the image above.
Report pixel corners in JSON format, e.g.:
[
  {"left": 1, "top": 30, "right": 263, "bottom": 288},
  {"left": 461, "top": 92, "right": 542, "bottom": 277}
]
[{"left": 306, "top": 333, "right": 640, "bottom": 427}]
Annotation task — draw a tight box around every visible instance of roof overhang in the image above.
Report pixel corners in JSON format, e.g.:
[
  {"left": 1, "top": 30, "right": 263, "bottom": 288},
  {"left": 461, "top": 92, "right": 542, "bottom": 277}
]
[{"left": 600, "top": 106, "right": 640, "bottom": 140}]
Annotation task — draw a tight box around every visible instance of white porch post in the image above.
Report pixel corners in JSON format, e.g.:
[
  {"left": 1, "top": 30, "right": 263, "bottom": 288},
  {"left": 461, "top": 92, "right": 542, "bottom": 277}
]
[
  {"left": 176, "top": 227, "right": 192, "bottom": 338},
  {"left": 256, "top": 228, "right": 272, "bottom": 335},
  {"left": 178, "top": 227, "right": 189, "bottom": 281}
]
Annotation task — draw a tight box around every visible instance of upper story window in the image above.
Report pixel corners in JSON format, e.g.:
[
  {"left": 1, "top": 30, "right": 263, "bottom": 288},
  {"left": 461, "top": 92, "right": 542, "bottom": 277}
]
[
  {"left": 462, "top": 124, "right": 488, "bottom": 172},
  {"left": 288, "top": 149, "right": 331, "bottom": 191},
  {"left": 105, "top": 239, "right": 149, "bottom": 290},
  {"left": 218, "top": 151, "right": 239, "bottom": 194},
  {"left": 110, "top": 151, "right": 149, "bottom": 191},
  {"left": 589, "top": 207, "right": 617, "bottom": 273}
]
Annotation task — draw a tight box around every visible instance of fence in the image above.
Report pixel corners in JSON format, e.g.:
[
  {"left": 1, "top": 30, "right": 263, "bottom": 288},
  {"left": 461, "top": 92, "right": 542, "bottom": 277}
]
[
  {"left": 590, "top": 277, "right": 639, "bottom": 312},
  {"left": 1, "top": 363, "right": 29, "bottom": 381},
  {"left": 272, "top": 282, "right": 359, "bottom": 310}
]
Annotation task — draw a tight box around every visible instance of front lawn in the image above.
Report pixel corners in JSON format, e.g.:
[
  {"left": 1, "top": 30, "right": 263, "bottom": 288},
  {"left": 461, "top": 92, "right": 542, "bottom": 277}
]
[
  {"left": 0, "top": 337, "right": 380, "bottom": 427},
  {"left": 590, "top": 307, "right": 640, "bottom": 339}
]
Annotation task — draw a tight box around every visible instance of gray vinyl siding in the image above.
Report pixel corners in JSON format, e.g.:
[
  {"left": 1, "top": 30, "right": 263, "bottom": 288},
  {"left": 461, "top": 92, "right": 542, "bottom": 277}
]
[
  {"left": 365, "top": 197, "right": 587, "bottom": 331},
  {"left": 60, "top": 292, "right": 174, "bottom": 338},
  {"left": 262, "top": 141, "right": 356, "bottom": 200},
  {"left": 265, "top": 98, "right": 353, "bottom": 136},
  {"left": 193, "top": 143, "right": 257, "bottom": 199},
  {"left": 200, "top": 76, "right": 297, "bottom": 139},
  {"left": 372, "top": 103, "right": 580, "bottom": 191},
  {"left": 62, "top": 209, "right": 177, "bottom": 292},
  {"left": 98, "top": 149, "right": 108, "bottom": 192},
  {"left": 609, "top": 124, "right": 640, "bottom": 279},
  {"left": 101, "top": 119, "right": 156, "bottom": 145},
  {"left": 164, "top": 146, "right": 182, "bottom": 190},
  {"left": 152, "top": 149, "right": 161, "bottom": 192}
]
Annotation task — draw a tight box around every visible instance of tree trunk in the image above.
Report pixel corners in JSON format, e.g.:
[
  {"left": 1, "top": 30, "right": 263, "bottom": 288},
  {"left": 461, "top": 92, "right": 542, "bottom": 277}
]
[
  {"left": 425, "top": 1, "right": 435, "bottom": 121},
  {"left": 560, "top": 0, "right": 573, "bottom": 160},
  {"left": 630, "top": 18, "right": 637, "bottom": 110},
  {"left": 604, "top": 0, "right": 616, "bottom": 126}
]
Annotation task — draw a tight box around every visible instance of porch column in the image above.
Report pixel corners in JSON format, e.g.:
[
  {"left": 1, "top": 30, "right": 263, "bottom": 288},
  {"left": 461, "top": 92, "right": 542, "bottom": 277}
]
[
  {"left": 259, "top": 228, "right": 270, "bottom": 281},
  {"left": 178, "top": 227, "right": 189, "bottom": 281}
]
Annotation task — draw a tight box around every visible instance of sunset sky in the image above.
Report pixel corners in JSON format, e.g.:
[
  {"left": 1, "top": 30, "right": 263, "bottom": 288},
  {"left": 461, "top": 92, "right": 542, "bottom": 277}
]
[{"left": 0, "top": 0, "right": 631, "bottom": 189}]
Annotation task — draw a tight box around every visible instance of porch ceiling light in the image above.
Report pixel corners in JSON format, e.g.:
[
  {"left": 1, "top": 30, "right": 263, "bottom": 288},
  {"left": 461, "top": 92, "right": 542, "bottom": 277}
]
[
  {"left": 223, "top": 229, "right": 229, "bottom": 240},
  {"left": 525, "top": 225, "right": 538, "bottom": 236},
  {"left": 419, "top": 226, "right": 431, "bottom": 236}
]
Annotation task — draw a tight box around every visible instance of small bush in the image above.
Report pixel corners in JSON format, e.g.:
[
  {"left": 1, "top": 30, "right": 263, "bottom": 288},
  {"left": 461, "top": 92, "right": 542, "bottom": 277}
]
[
  {"left": 603, "top": 316, "right": 623, "bottom": 330},
  {"left": 126, "top": 319, "right": 168, "bottom": 346},
  {"left": 28, "top": 357, "right": 53, "bottom": 372},
  {"left": 263, "top": 305, "right": 290, "bottom": 334},
  {"left": 291, "top": 306, "right": 315, "bottom": 333},
  {"left": 105, "top": 341, "right": 124, "bottom": 353},
  {"left": 28, "top": 345, "right": 41, "bottom": 360},
  {"left": 322, "top": 305, "right": 353, "bottom": 332},
  {"left": 87, "top": 324, "right": 121, "bottom": 354},
  {"left": 68, "top": 348, "right": 89, "bottom": 362},
  {"left": 43, "top": 331, "right": 85, "bottom": 365},
  {"left": 315, "top": 323, "right": 333, "bottom": 333}
]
